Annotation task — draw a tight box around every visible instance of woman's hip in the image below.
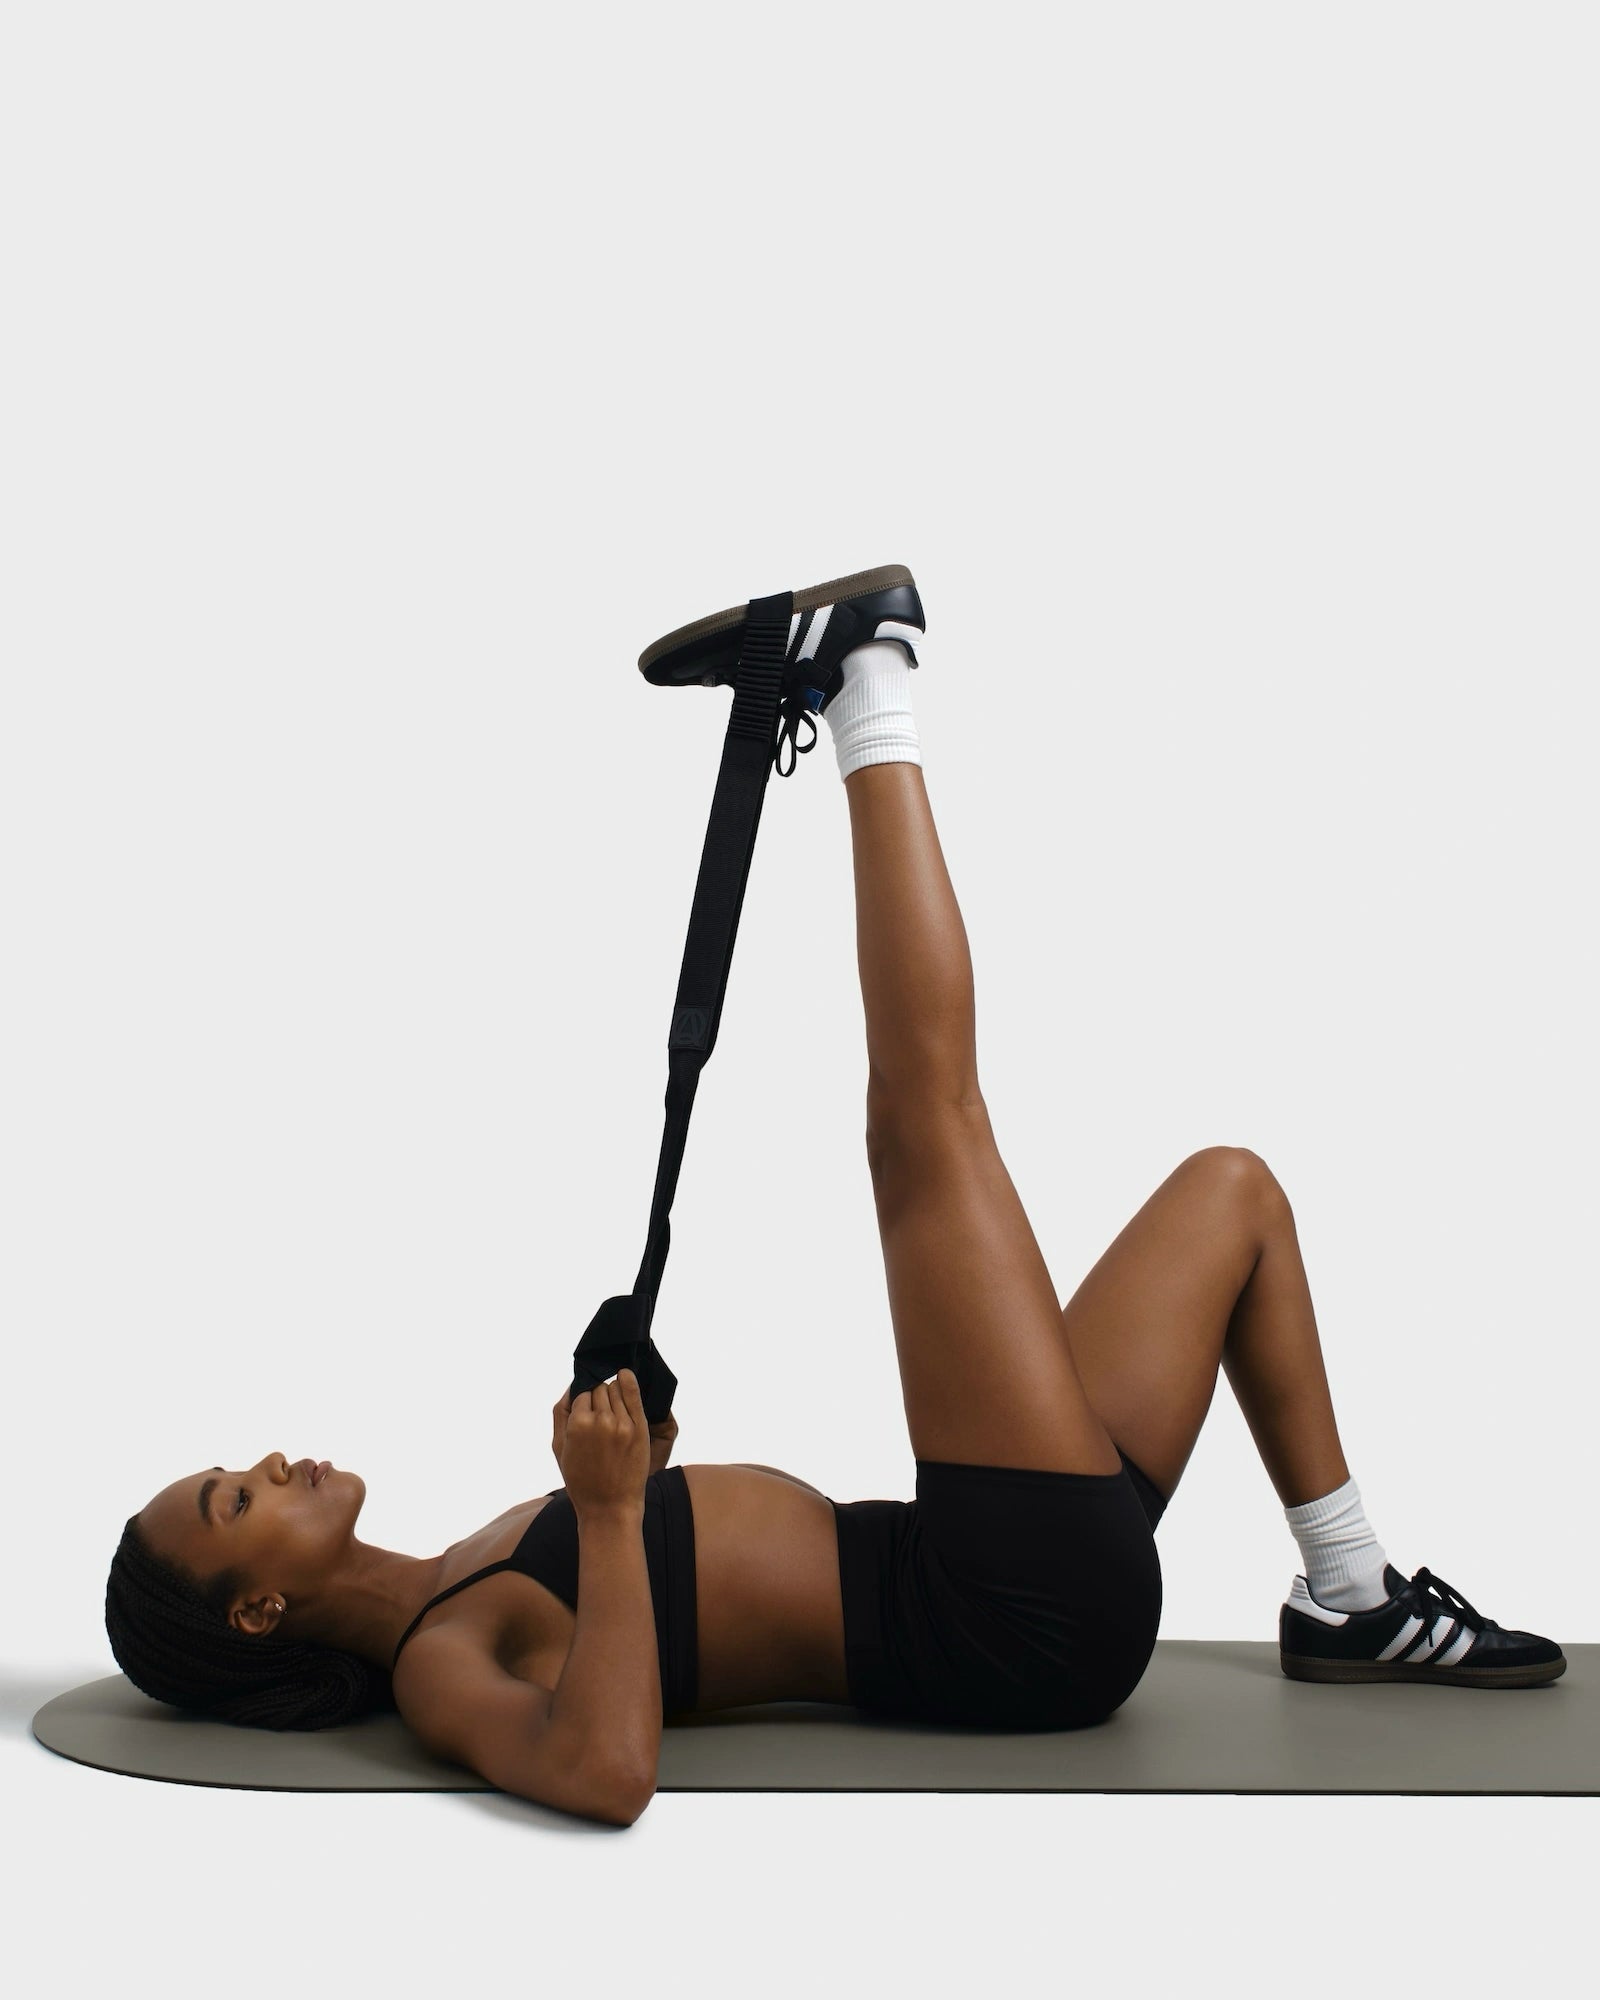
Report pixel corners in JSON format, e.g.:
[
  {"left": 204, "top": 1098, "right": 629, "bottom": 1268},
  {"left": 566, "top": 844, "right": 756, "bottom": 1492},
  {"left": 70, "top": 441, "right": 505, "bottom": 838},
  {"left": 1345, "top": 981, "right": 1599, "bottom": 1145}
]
[{"left": 831, "top": 1454, "right": 1163, "bottom": 1729}]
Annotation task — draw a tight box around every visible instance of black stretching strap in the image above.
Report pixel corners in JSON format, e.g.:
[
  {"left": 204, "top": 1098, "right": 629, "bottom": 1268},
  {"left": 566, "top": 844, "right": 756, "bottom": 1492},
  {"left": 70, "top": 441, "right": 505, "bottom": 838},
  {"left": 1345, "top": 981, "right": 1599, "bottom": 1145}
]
[{"left": 569, "top": 590, "right": 801, "bottom": 1424}]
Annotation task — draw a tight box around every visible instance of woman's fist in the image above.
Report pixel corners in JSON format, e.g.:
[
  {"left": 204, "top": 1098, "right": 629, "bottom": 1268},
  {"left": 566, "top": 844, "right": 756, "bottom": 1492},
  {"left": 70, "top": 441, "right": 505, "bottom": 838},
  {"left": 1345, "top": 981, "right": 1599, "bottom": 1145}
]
[{"left": 551, "top": 1369, "right": 652, "bottom": 1517}]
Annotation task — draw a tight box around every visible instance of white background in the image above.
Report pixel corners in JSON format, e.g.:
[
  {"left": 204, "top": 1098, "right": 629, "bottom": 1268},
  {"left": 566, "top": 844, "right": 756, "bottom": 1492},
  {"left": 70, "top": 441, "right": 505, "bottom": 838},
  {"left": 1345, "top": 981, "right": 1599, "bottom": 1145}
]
[{"left": 2, "top": 3, "right": 1594, "bottom": 1994}]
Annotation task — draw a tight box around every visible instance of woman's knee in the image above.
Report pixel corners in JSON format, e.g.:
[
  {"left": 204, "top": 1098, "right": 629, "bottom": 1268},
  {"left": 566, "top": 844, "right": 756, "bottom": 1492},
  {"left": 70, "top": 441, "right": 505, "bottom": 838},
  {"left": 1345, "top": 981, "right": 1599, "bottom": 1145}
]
[{"left": 1180, "top": 1145, "right": 1291, "bottom": 1225}]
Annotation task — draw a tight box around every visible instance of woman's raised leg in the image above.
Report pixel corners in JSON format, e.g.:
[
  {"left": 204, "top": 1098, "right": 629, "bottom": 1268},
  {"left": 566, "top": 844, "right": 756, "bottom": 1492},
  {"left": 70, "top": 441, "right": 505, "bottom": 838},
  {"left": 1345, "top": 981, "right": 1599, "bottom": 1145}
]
[
  {"left": 1058, "top": 1146, "right": 1353, "bottom": 1506},
  {"left": 847, "top": 761, "right": 1121, "bottom": 1476}
]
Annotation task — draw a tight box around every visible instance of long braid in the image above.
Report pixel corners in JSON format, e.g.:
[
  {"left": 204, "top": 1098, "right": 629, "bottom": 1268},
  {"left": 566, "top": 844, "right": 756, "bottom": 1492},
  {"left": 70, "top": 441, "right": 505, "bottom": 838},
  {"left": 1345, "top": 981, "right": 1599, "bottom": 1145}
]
[{"left": 104, "top": 1515, "right": 395, "bottom": 1731}]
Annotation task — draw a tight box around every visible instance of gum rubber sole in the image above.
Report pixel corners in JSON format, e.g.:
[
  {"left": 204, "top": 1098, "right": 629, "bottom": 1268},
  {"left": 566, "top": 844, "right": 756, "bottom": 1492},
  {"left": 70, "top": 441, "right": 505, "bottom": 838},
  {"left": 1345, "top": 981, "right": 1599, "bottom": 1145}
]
[
  {"left": 1281, "top": 1652, "right": 1567, "bottom": 1689},
  {"left": 638, "top": 563, "right": 916, "bottom": 673}
]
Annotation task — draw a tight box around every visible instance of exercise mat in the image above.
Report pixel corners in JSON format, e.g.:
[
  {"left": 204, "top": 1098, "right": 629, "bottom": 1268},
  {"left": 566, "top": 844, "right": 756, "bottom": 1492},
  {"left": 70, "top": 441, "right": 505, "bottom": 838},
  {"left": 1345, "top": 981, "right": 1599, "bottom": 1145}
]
[{"left": 32, "top": 1642, "right": 1595, "bottom": 1797}]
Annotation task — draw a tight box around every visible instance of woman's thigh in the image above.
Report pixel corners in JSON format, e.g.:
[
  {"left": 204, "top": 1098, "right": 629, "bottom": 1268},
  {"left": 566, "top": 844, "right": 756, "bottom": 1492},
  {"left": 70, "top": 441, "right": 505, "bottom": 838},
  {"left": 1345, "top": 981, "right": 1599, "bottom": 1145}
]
[
  {"left": 866, "top": 1095, "right": 1122, "bottom": 1477},
  {"left": 1057, "top": 1147, "right": 1273, "bottom": 1498}
]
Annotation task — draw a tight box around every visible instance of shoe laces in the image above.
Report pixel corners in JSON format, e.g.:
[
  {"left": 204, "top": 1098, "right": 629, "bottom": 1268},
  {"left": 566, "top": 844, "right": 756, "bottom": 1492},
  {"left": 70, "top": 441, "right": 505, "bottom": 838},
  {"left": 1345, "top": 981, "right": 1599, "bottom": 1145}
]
[
  {"left": 773, "top": 686, "right": 824, "bottom": 778},
  {"left": 1407, "top": 1566, "right": 1493, "bottom": 1633}
]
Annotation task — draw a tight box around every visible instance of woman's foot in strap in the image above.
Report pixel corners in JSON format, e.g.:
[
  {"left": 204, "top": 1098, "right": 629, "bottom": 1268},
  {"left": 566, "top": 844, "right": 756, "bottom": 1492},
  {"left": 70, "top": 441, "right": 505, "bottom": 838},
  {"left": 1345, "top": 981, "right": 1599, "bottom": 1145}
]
[{"left": 638, "top": 563, "right": 925, "bottom": 717}]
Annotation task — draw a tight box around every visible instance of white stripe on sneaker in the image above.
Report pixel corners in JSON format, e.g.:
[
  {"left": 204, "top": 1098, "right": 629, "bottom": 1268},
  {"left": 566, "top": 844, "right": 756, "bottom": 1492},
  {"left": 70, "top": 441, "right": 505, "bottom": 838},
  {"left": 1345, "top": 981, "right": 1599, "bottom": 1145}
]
[
  {"left": 1378, "top": 1614, "right": 1424, "bottom": 1661},
  {"left": 798, "top": 603, "right": 833, "bottom": 663},
  {"left": 1407, "top": 1617, "right": 1459, "bottom": 1664},
  {"left": 1436, "top": 1624, "right": 1476, "bottom": 1667}
]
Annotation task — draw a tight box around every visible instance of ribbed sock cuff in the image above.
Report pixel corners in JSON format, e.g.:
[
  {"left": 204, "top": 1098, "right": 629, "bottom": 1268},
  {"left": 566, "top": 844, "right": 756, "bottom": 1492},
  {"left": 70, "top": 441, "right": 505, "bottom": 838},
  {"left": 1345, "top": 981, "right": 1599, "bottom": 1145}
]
[
  {"left": 1285, "top": 1476, "right": 1390, "bottom": 1607},
  {"left": 825, "top": 647, "right": 921, "bottom": 781}
]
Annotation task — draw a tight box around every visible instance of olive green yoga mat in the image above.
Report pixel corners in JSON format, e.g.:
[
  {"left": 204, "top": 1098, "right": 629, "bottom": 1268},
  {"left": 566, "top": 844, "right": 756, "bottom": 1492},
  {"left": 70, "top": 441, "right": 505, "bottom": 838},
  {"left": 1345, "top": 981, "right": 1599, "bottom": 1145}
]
[{"left": 32, "top": 1642, "right": 1597, "bottom": 1796}]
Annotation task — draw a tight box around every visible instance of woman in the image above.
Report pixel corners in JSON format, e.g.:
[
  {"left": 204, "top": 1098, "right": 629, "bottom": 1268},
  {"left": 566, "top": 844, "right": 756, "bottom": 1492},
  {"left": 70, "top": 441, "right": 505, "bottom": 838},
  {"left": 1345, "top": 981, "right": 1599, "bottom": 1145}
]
[{"left": 106, "top": 566, "right": 1564, "bottom": 1827}]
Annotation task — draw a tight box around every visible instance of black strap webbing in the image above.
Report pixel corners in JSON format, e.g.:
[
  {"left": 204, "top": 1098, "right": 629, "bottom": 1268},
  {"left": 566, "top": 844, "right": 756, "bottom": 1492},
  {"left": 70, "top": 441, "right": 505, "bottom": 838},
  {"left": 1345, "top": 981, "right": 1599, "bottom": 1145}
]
[{"left": 569, "top": 591, "right": 795, "bottom": 1423}]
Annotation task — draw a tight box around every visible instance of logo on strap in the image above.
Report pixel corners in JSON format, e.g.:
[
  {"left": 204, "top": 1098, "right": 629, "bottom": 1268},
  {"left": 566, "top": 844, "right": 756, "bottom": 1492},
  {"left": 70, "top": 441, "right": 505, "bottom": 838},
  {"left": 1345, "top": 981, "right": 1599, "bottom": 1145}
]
[{"left": 670, "top": 1006, "right": 711, "bottom": 1050}]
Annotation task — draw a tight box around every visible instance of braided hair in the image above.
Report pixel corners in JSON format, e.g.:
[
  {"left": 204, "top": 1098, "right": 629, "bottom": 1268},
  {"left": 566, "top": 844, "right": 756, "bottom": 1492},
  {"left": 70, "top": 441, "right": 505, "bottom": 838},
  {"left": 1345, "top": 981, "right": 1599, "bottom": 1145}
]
[{"left": 104, "top": 1513, "right": 396, "bottom": 1731}]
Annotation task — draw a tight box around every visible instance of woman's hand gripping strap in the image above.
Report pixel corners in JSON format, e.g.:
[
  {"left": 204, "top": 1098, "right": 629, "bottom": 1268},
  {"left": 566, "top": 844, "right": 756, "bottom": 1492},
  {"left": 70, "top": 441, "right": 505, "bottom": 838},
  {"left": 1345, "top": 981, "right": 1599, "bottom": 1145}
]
[{"left": 570, "top": 1293, "right": 678, "bottom": 1427}]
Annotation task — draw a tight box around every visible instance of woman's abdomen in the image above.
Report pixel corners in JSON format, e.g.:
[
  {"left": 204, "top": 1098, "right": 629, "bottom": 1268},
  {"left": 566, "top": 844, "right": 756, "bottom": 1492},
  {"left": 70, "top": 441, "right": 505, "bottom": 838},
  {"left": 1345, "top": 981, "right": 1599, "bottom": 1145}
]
[{"left": 682, "top": 1464, "right": 853, "bottom": 1708}]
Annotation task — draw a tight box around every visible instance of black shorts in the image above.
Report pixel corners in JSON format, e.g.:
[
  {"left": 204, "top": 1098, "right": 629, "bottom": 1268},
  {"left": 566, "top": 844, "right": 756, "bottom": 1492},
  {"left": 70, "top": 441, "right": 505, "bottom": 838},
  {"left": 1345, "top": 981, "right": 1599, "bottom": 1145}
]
[{"left": 829, "top": 1449, "right": 1166, "bottom": 1730}]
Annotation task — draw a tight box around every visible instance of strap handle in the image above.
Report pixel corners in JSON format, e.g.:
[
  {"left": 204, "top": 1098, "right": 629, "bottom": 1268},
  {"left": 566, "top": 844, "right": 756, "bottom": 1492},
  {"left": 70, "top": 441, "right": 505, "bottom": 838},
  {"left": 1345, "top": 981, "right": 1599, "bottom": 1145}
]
[{"left": 569, "top": 591, "right": 794, "bottom": 1424}]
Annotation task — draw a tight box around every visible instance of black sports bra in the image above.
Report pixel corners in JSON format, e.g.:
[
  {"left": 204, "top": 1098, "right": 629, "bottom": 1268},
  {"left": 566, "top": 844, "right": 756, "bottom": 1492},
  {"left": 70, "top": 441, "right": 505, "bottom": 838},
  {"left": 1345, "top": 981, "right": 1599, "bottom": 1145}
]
[{"left": 389, "top": 1465, "right": 699, "bottom": 1716}]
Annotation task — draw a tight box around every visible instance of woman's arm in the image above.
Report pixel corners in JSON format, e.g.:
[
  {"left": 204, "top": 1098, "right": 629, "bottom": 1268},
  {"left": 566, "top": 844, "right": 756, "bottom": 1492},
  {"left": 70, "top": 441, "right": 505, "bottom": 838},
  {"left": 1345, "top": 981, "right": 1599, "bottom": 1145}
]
[
  {"left": 541, "top": 1370, "right": 663, "bottom": 1814},
  {"left": 399, "top": 1639, "right": 644, "bottom": 1827},
  {"left": 545, "top": 1499, "right": 661, "bottom": 1810}
]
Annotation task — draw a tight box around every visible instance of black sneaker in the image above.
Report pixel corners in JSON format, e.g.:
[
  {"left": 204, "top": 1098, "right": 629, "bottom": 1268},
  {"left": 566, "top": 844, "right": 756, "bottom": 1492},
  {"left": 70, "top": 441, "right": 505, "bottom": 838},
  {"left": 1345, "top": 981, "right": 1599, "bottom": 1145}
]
[
  {"left": 639, "top": 564, "right": 925, "bottom": 775},
  {"left": 1280, "top": 1564, "right": 1566, "bottom": 1688}
]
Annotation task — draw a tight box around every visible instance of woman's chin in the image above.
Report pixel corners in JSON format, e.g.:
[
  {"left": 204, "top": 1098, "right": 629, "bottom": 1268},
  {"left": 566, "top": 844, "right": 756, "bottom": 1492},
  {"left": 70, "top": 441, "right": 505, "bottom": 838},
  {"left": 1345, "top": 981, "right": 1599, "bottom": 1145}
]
[{"left": 325, "top": 1466, "right": 366, "bottom": 1513}]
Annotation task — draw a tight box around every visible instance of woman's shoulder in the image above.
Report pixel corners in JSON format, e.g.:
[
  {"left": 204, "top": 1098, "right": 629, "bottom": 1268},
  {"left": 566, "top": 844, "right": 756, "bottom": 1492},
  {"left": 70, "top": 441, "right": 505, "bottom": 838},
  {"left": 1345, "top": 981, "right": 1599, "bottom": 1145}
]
[{"left": 390, "top": 1493, "right": 568, "bottom": 1691}]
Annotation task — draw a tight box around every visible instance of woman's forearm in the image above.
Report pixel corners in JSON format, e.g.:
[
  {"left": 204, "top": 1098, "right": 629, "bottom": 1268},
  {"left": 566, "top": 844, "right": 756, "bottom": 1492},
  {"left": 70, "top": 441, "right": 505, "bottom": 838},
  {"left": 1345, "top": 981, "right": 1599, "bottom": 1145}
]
[{"left": 546, "top": 1503, "right": 661, "bottom": 1791}]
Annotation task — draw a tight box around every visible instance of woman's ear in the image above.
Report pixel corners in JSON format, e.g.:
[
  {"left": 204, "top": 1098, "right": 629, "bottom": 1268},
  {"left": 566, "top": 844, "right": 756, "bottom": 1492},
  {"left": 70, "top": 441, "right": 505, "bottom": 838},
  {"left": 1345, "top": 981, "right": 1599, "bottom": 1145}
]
[{"left": 232, "top": 1594, "right": 285, "bottom": 1639}]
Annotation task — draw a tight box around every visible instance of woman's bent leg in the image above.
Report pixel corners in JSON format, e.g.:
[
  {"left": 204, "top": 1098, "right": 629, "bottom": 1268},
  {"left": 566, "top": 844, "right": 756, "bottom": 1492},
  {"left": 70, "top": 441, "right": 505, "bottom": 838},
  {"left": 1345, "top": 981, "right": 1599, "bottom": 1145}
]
[
  {"left": 847, "top": 761, "right": 1119, "bottom": 1476},
  {"left": 1059, "top": 1147, "right": 1352, "bottom": 1506}
]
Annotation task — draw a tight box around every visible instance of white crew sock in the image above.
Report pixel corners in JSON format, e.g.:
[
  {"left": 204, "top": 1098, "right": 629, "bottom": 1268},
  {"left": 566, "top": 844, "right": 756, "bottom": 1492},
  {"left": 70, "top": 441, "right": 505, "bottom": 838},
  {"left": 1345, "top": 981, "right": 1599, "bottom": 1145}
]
[
  {"left": 823, "top": 640, "right": 922, "bottom": 781},
  {"left": 1284, "top": 1476, "right": 1392, "bottom": 1611}
]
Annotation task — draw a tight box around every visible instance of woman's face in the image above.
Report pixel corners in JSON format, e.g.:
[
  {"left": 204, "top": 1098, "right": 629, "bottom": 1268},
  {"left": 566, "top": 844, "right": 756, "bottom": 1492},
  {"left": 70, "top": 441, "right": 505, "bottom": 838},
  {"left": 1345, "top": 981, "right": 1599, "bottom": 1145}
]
[{"left": 137, "top": 1455, "right": 367, "bottom": 1636}]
